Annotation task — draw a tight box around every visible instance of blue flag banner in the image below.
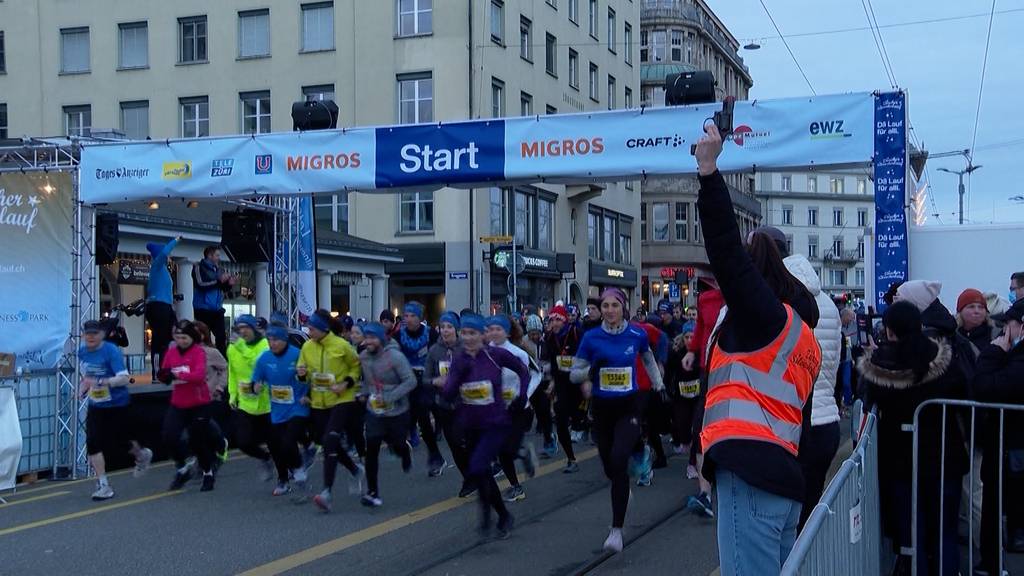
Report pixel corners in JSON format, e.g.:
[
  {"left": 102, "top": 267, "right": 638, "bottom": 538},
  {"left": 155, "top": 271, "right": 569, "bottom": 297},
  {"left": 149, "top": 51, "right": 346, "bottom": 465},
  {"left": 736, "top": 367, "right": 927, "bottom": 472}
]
[
  {"left": 872, "top": 92, "right": 909, "bottom": 310},
  {"left": 295, "top": 196, "right": 317, "bottom": 318},
  {"left": 79, "top": 92, "right": 878, "bottom": 204}
]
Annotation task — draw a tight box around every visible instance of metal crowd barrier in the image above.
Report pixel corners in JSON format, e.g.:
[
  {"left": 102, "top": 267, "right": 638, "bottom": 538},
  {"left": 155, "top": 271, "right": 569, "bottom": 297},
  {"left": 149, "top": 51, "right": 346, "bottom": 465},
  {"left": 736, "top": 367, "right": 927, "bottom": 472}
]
[
  {"left": 781, "top": 408, "right": 881, "bottom": 576},
  {"left": 0, "top": 369, "right": 61, "bottom": 475}
]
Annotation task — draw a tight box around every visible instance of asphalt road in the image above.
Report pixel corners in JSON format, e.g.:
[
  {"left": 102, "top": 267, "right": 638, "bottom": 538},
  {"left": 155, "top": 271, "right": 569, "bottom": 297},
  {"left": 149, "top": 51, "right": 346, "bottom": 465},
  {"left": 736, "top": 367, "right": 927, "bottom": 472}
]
[{"left": 0, "top": 435, "right": 721, "bottom": 576}]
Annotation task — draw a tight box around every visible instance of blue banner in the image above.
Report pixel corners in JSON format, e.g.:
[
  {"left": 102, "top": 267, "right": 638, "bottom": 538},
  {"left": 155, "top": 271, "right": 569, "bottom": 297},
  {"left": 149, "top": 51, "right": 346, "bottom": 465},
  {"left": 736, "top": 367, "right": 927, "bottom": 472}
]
[
  {"left": 873, "top": 92, "right": 909, "bottom": 311},
  {"left": 295, "top": 196, "right": 317, "bottom": 318}
]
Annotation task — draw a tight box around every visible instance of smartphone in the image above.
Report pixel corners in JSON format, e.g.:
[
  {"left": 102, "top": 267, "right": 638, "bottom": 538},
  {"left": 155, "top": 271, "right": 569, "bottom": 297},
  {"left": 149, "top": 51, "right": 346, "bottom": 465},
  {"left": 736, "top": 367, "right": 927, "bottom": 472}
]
[{"left": 856, "top": 313, "right": 881, "bottom": 347}]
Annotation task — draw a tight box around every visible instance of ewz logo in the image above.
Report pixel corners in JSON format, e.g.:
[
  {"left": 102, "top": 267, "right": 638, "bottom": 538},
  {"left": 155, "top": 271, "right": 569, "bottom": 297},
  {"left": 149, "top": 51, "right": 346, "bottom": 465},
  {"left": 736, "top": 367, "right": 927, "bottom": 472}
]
[{"left": 375, "top": 122, "right": 504, "bottom": 188}]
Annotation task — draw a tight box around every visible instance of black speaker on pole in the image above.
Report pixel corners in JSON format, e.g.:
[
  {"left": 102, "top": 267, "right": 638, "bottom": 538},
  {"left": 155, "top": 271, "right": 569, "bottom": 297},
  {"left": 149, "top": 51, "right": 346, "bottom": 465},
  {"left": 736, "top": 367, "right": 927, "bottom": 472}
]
[
  {"left": 674, "top": 269, "right": 689, "bottom": 286},
  {"left": 292, "top": 100, "right": 339, "bottom": 131},
  {"left": 665, "top": 71, "right": 716, "bottom": 106},
  {"left": 556, "top": 253, "right": 576, "bottom": 274},
  {"left": 221, "top": 209, "right": 274, "bottom": 263},
  {"left": 95, "top": 213, "right": 119, "bottom": 265}
]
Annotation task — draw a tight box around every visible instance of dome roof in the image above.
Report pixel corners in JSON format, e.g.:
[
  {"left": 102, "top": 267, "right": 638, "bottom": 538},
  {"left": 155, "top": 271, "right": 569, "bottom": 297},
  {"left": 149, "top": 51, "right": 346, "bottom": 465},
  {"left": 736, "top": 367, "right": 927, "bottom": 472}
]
[{"left": 640, "top": 63, "right": 700, "bottom": 84}]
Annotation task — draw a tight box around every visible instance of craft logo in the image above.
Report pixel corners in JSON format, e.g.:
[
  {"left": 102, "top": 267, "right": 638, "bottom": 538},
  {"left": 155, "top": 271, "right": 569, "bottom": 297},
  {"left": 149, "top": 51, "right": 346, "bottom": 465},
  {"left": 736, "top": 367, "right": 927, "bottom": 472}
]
[
  {"left": 287, "top": 153, "right": 361, "bottom": 171},
  {"left": 520, "top": 137, "right": 605, "bottom": 158},
  {"left": 376, "top": 123, "right": 504, "bottom": 188},
  {"left": 809, "top": 120, "right": 852, "bottom": 140},
  {"left": 162, "top": 161, "right": 192, "bottom": 180},
  {"left": 211, "top": 159, "right": 234, "bottom": 177},
  {"left": 728, "top": 125, "right": 771, "bottom": 148},
  {"left": 94, "top": 166, "right": 150, "bottom": 181},
  {"left": 625, "top": 135, "right": 684, "bottom": 149},
  {"left": 255, "top": 155, "right": 273, "bottom": 175}
]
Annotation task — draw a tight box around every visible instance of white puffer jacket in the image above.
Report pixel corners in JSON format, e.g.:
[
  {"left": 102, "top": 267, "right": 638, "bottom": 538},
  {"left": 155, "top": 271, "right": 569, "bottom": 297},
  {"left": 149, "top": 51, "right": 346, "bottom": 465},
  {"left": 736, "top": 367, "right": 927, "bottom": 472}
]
[{"left": 784, "top": 254, "right": 841, "bottom": 426}]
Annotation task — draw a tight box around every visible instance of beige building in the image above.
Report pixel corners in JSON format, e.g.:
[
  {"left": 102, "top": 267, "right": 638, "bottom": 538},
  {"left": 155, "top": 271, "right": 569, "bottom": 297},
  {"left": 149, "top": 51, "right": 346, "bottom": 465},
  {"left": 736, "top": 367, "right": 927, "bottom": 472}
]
[{"left": 0, "top": 0, "right": 641, "bottom": 319}]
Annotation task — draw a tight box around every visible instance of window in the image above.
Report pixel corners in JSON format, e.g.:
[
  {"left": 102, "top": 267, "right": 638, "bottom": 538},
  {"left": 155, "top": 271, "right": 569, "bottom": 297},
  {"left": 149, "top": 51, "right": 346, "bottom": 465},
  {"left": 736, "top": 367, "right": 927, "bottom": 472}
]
[
  {"left": 639, "top": 202, "right": 648, "bottom": 242},
  {"left": 652, "top": 202, "right": 669, "bottom": 242},
  {"left": 830, "top": 176, "right": 844, "bottom": 194},
  {"left": 179, "top": 16, "right": 207, "bottom": 63},
  {"left": 671, "top": 29, "right": 683, "bottom": 61},
  {"left": 519, "top": 16, "right": 532, "bottom": 61},
  {"left": 180, "top": 96, "right": 209, "bottom": 138},
  {"left": 514, "top": 190, "right": 534, "bottom": 246},
  {"left": 829, "top": 269, "right": 846, "bottom": 287},
  {"left": 491, "top": 78, "right": 505, "bottom": 118},
  {"left": 64, "top": 105, "right": 91, "bottom": 137},
  {"left": 833, "top": 208, "right": 844, "bottom": 227},
  {"left": 569, "top": 0, "right": 579, "bottom": 24},
  {"left": 589, "top": 0, "right": 598, "bottom": 38},
  {"left": 781, "top": 206, "right": 793, "bottom": 225},
  {"left": 624, "top": 23, "right": 632, "bottom": 65},
  {"left": 0, "top": 31, "right": 5, "bottom": 73},
  {"left": 814, "top": 267, "right": 823, "bottom": 282},
  {"left": 619, "top": 230, "right": 632, "bottom": 265},
  {"left": 489, "top": 187, "right": 508, "bottom": 234},
  {"left": 624, "top": 87, "right": 633, "bottom": 108},
  {"left": 607, "top": 75, "right": 616, "bottom": 110},
  {"left": 519, "top": 92, "right": 533, "bottom": 116},
  {"left": 545, "top": 34, "right": 557, "bottom": 76},
  {"left": 119, "top": 101, "right": 149, "bottom": 140},
  {"left": 588, "top": 63, "right": 599, "bottom": 101},
  {"left": 640, "top": 30, "right": 648, "bottom": 62},
  {"left": 490, "top": 1, "right": 504, "bottom": 44},
  {"left": 400, "top": 192, "right": 433, "bottom": 232},
  {"left": 807, "top": 175, "right": 818, "bottom": 193},
  {"left": 651, "top": 30, "right": 666, "bottom": 62},
  {"left": 568, "top": 49, "right": 579, "bottom": 89},
  {"left": 686, "top": 31, "right": 695, "bottom": 63},
  {"left": 858, "top": 237, "right": 865, "bottom": 259},
  {"left": 588, "top": 212, "right": 599, "bottom": 258},
  {"left": 302, "top": 84, "right": 335, "bottom": 102},
  {"left": 398, "top": 73, "right": 433, "bottom": 123},
  {"left": 855, "top": 268, "right": 865, "bottom": 287},
  {"left": 238, "top": 9, "right": 270, "bottom": 58},
  {"left": 786, "top": 235, "right": 793, "bottom": 256},
  {"left": 807, "top": 236, "right": 818, "bottom": 259},
  {"left": 546, "top": 104, "right": 557, "bottom": 115},
  {"left": 538, "top": 197, "right": 554, "bottom": 251},
  {"left": 607, "top": 8, "right": 616, "bottom": 53},
  {"left": 808, "top": 208, "right": 818, "bottom": 226},
  {"left": 547, "top": 0, "right": 558, "bottom": 8},
  {"left": 694, "top": 207, "right": 702, "bottom": 243},
  {"left": 857, "top": 178, "right": 868, "bottom": 195},
  {"left": 118, "top": 22, "right": 148, "bottom": 69},
  {"left": 302, "top": 2, "right": 334, "bottom": 52},
  {"left": 857, "top": 209, "right": 868, "bottom": 228},
  {"left": 240, "top": 91, "right": 271, "bottom": 134},
  {"left": 60, "top": 27, "right": 90, "bottom": 73},
  {"left": 675, "top": 203, "right": 688, "bottom": 241},
  {"left": 397, "top": 0, "right": 432, "bottom": 36},
  {"left": 832, "top": 237, "right": 844, "bottom": 256},
  {"left": 603, "top": 214, "right": 615, "bottom": 261},
  {"left": 315, "top": 193, "right": 349, "bottom": 232},
  {"left": 781, "top": 175, "right": 792, "bottom": 191},
  {"left": 0, "top": 104, "right": 7, "bottom": 139}
]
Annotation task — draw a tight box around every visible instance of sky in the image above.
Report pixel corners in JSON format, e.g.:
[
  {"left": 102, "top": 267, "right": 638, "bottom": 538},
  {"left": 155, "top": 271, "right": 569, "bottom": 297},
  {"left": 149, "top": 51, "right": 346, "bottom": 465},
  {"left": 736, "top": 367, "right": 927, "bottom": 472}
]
[{"left": 706, "top": 0, "right": 1024, "bottom": 225}]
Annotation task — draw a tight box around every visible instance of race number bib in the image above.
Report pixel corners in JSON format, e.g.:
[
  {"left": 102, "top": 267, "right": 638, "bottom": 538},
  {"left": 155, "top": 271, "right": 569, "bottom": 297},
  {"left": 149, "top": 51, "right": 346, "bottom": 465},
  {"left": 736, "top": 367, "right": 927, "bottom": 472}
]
[
  {"left": 311, "top": 372, "right": 335, "bottom": 393},
  {"left": 368, "top": 394, "right": 391, "bottom": 415},
  {"left": 270, "top": 385, "right": 294, "bottom": 404},
  {"left": 237, "top": 382, "right": 256, "bottom": 397},
  {"left": 502, "top": 381, "right": 519, "bottom": 402},
  {"left": 89, "top": 386, "right": 112, "bottom": 403},
  {"left": 171, "top": 365, "right": 191, "bottom": 376},
  {"left": 460, "top": 381, "right": 494, "bottom": 405},
  {"left": 678, "top": 380, "right": 700, "bottom": 399},
  {"left": 556, "top": 356, "right": 574, "bottom": 371},
  {"left": 598, "top": 367, "right": 633, "bottom": 393},
  {"left": 438, "top": 361, "right": 451, "bottom": 377}
]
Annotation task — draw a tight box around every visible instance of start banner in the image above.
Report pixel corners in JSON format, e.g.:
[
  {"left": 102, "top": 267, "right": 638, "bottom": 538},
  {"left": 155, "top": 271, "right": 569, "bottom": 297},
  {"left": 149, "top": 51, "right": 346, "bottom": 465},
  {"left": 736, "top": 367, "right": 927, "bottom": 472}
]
[{"left": 79, "top": 91, "right": 879, "bottom": 204}]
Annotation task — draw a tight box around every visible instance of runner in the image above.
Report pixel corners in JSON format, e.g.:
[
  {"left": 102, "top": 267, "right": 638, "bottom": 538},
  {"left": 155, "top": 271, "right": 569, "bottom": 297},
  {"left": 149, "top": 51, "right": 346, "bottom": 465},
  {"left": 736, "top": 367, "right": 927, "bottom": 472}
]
[
  {"left": 357, "top": 322, "right": 417, "bottom": 507},
  {"left": 78, "top": 320, "right": 153, "bottom": 500},
  {"left": 226, "top": 314, "right": 273, "bottom": 481},
  {"left": 439, "top": 313, "right": 529, "bottom": 539},
  {"left": 300, "top": 309, "right": 366, "bottom": 513},
  {"left": 571, "top": 288, "right": 665, "bottom": 553},
  {"left": 425, "top": 311, "right": 473, "bottom": 497},
  {"left": 396, "top": 302, "right": 446, "bottom": 477},
  {"left": 159, "top": 320, "right": 221, "bottom": 492},
  {"left": 524, "top": 314, "right": 555, "bottom": 460},
  {"left": 543, "top": 305, "right": 583, "bottom": 473}
]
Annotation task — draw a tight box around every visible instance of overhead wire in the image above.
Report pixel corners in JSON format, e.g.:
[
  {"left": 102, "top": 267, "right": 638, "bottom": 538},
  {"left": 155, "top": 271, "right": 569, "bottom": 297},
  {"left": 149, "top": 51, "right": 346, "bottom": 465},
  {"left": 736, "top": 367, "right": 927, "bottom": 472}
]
[
  {"left": 860, "top": 0, "right": 897, "bottom": 88},
  {"left": 967, "top": 0, "right": 999, "bottom": 217},
  {"left": 866, "top": 0, "right": 898, "bottom": 87},
  {"left": 756, "top": 0, "right": 815, "bottom": 95}
]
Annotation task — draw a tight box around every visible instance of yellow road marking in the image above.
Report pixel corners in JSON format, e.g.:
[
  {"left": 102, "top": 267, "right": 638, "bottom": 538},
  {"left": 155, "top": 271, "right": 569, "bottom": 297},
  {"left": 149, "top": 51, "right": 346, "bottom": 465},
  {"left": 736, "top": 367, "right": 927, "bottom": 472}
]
[
  {"left": 0, "top": 491, "right": 70, "bottom": 508},
  {"left": 0, "top": 490, "right": 184, "bottom": 537},
  {"left": 239, "top": 448, "right": 600, "bottom": 576}
]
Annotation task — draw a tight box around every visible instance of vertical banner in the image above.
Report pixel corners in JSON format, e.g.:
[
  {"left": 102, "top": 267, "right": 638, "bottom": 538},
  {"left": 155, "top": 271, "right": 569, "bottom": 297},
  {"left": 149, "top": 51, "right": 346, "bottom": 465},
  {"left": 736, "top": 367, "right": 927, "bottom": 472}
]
[
  {"left": 294, "top": 196, "right": 318, "bottom": 319},
  {"left": 873, "top": 92, "right": 909, "bottom": 311},
  {"left": 0, "top": 173, "right": 74, "bottom": 369}
]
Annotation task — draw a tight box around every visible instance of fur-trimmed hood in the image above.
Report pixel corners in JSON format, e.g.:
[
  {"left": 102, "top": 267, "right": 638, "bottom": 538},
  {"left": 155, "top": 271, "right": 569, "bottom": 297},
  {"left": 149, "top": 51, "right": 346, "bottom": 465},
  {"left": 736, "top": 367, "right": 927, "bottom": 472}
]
[{"left": 857, "top": 337, "right": 953, "bottom": 390}]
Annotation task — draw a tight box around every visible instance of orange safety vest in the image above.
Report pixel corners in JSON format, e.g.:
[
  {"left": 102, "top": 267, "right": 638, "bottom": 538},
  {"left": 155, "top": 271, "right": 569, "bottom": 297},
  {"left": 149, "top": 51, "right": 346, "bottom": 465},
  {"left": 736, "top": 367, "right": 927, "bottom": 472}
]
[{"left": 700, "top": 304, "right": 821, "bottom": 457}]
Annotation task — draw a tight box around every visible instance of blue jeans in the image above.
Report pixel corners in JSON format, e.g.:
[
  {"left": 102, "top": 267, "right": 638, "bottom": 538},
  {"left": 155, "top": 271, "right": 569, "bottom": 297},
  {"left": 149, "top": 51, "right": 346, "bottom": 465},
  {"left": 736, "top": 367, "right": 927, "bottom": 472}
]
[{"left": 716, "top": 469, "right": 802, "bottom": 575}]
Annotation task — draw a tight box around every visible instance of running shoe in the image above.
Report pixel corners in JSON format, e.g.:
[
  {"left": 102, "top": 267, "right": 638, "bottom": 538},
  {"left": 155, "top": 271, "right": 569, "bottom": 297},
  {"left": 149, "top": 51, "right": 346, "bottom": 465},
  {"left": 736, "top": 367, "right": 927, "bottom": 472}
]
[
  {"left": 361, "top": 492, "right": 383, "bottom": 507},
  {"left": 672, "top": 443, "right": 686, "bottom": 456},
  {"left": 496, "top": 512, "right": 515, "bottom": 540},
  {"left": 133, "top": 448, "right": 153, "bottom": 478},
  {"left": 636, "top": 468, "right": 653, "bottom": 487},
  {"left": 348, "top": 464, "right": 365, "bottom": 496},
  {"left": 603, "top": 528, "right": 624, "bottom": 553},
  {"left": 428, "top": 456, "right": 447, "bottom": 478},
  {"left": 313, "top": 489, "right": 333, "bottom": 513},
  {"left": 200, "top": 473, "right": 216, "bottom": 492},
  {"left": 458, "top": 481, "right": 477, "bottom": 498},
  {"left": 217, "top": 438, "right": 230, "bottom": 464},
  {"left": 292, "top": 467, "right": 309, "bottom": 486},
  {"left": 258, "top": 459, "right": 274, "bottom": 482},
  {"left": 502, "top": 485, "right": 526, "bottom": 502},
  {"left": 687, "top": 492, "right": 714, "bottom": 518},
  {"left": 409, "top": 429, "right": 421, "bottom": 449},
  {"left": 628, "top": 446, "right": 651, "bottom": 479},
  {"left": 302, "top": 445, "right": 318, "bottom": 471},
  {"left": 541, "top": 440, "right": 557, "bottom": 459},
  {"left": 570, "top": 430, "right": 582, "bottom": 443},
  {"left": 169, "top": 468, "right": 193, "bottom": 491},
  {"left": 272, "top": 483, "right": 292, "bottom": 496},
  {"left": 492, "top": 462, "right": 505, "bottom": 480},
  {"left": 91, "top": 483, "right": 114, "bottom": 501},
  {"left": 522, "top": 444, "right": 538, "bottom": 478},
  {"left": 563, "top": 461, "right": 580, "bottom": 474},
  {"left": 402, "top": 442, "right": 413, "bottom": 473},
  {"left": 686, "top": 464, "right": 699, "bottom": 479}
]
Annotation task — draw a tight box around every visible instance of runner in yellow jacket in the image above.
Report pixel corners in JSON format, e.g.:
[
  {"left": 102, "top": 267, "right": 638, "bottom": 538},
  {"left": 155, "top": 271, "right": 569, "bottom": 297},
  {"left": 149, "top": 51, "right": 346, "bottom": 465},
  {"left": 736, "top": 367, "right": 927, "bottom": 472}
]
[{"left": 226, "top": 315, "right": 274, "bottom": 481}]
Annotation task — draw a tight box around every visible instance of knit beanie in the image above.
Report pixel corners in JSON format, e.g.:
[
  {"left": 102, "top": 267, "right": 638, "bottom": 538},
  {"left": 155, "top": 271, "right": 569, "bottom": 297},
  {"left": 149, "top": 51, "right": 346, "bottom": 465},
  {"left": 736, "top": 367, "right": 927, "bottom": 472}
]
[
  {"left": 896, "top": 280, "right": 942, "bottom": 312},
  {"left": 525, "top": 314, "right": 543, "bottom": 333},
  {"left": 461, "top": 313, "right": 487, "bottom": 333},
  {"left": 362, "top": 322, "right": 388, "bottom": 342},
  {"left": 486, "top": 315, "right": 511, "bottom": 334},
  {"left": 956, "top": 289, "right": 987, "bottom": 313},
  {"left": 439, "top": 311, "right": 461, "bottom": 330}
]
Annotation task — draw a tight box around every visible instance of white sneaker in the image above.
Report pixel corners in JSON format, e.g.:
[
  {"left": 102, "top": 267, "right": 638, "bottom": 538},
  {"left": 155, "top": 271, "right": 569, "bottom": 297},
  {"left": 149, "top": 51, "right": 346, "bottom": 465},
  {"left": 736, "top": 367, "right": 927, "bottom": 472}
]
[
  {"left": 348, "top": 464, "right": 365, "bottom": 496},
  {"left": 292, "top": 467, "right": 308, "bottom": 485},
  {"left": 686, "top": 464, "right": 698, "bottom": 480},
  {"left": 259, "top": 459, "right": 274, "bottom": 482},
  {"left": 133, "top": 448, "right": 153, "bottom": 478},
  {"left": 91, "top": 483, "right": 114, "bottom": 501},
  {"left": 603, "top": 528, "right": 623, "bottom": 553}
]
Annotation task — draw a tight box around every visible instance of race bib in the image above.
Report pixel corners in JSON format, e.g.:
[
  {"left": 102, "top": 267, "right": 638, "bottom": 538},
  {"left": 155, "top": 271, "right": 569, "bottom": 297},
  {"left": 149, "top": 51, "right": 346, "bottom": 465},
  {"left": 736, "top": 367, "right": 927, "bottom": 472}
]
[
  {"left": 368, "top": 394, "right": 391, "bottom": 415},
  {"left": 598, "top": 367, "right": 633, "bottom": 392},
  {"left": 89, "top": 386, "right": 111, "bottom": 403},
  {"left": 502, "top": 381, "right": 519, "bottom": 402},
  {"left": 237, "top": 382, "right": 256, "bottom": 397},
  {"left": 460, "top": 381, "right": 494, "bottom": 405},
  {"left": 556, "top": 356, "right": 574, "bottom": 371},
  {"left": 270, "top": 385, "right": 294, "bottom": 404},
  {"left": 438, "top": 361, "right": 450, "bottom": 377},
  {"left": 678, "top": 380, "right": 700, "bottom": 398},
  {"left": 171, "top": 365, "right": 191, "bottom": 376},
  {"left": 311, "top": 372, "right": 335, "bottom": 393}
]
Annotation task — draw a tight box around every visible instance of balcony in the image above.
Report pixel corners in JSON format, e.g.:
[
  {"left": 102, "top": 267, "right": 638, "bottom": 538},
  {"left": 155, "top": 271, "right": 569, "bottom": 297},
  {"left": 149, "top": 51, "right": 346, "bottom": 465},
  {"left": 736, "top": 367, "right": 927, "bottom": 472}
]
[{"left": 823, "top": 249, "right": 861, "bottom": 264}]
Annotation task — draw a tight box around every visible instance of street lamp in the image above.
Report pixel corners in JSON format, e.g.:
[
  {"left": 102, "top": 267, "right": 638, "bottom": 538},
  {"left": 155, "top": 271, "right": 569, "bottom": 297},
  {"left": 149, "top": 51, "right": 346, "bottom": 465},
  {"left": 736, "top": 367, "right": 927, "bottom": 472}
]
[
  {"left": 937, "top": 163, "right": 982, "bottom": 225},
  {"left": 743, "top": 41, "right": 761, "bottom": 50}
]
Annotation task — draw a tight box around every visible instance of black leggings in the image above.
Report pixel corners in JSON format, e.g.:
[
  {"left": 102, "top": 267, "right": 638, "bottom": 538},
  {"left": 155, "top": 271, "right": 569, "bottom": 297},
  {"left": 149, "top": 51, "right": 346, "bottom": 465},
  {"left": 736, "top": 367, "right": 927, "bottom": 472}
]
[
  {"left": 530, "top": 384, "right": 553, "bottom": 445},
  {"left": 145, "top": 301, "right": 176, "bottom": 371},
  {"left": 592, "top": 395, "right": 644, "bottom": 528},
  {"left": 499, "top": 407, "right": 534, "bottom": 487},
  {"left": 434, "top": 407, "right": 469, "bottom": 478},
  {"left": 194, "top": 309, "right": 227, "bottom": 356},
  {"left": 318, "top": 403, "right": 361, "bottom": 490},
  {"left": 554, "top": 379, "right": 580, "bottom": 462},
  {"left": 234, "top": 411, "right": 272, "bottom": 461},
  {"left": 270, "top": 417, "right": 308, "bottom": 483},
  {"left": 162, "top": 404, "right": 218, "bottom": 473},
  {"left": 670, "top": 396, "right": 698, "bottom": 446},
  {"left": 640, "top": 391, "right": 667, "bottom": 463},
  {"left": 461, "top": 424, "right": 511, "bottom": 524},
  {"left": 364, "top": 414, "right": 412, "bottom": 496},
  {"left": 409, "top": 380, "right": 442, "bottom": 462}
]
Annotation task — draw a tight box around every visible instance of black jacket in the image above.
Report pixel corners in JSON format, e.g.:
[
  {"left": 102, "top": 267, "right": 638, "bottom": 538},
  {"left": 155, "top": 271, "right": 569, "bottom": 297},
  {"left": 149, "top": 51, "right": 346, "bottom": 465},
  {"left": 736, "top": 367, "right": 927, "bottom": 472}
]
[
  {"left": 664, "top": 344, "right": 701, "bottom": 400},
  {"left": 697, "top": 171, "right": 820, "bottom": 502},
  {"left": 972, "top": 341, "right": 1024, "bottom": 476},
  {"left": 959, "top": 322, "right": 997, "bottom": 356}
]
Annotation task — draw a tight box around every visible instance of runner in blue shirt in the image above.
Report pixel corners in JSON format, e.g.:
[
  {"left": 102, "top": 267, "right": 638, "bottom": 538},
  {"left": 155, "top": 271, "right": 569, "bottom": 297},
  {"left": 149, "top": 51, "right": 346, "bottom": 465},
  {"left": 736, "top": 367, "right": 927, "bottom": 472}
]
[
  {"left": 77, "top": 320, "right": 153, "bottom": 501},
  {"left": 251, "top": 326, "right": 310, "bottom": 496}
]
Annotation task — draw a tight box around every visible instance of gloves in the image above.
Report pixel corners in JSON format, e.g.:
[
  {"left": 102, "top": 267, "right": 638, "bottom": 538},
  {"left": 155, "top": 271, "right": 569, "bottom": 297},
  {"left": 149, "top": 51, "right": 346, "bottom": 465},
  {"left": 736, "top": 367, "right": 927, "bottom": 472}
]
[{"left": 156, "top": 368, "right": 173, "bottom": 385}]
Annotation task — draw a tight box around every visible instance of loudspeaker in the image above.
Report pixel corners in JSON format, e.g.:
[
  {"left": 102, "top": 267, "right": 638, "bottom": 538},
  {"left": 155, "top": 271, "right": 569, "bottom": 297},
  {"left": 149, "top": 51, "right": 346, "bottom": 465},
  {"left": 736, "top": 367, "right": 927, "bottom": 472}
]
[
  {"left": 556, "top": 253, "right": 576, "bottom": 274},
  {"left": 674, "top": 269, "right": 689, "bottom": 286},
  {"left": 665, "top": 71, "right": 716, "bottom": 106},
  {"left": 95, "top": 213, "right": 119, "bottom": 265},
  {"left": 292, "top": 99, "right": 339, "bottom": 131},
  {"left": 221, "top": 209, "right": 274, "bottom": 263}
]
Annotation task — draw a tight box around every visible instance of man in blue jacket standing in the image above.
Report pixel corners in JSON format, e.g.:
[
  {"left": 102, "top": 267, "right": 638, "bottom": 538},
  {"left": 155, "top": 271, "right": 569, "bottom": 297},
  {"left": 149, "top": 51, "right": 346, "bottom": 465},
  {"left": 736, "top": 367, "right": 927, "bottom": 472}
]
[
  {"left": 145, "top": 236, "right": 181, "bottom": 372},
  {"left": 193, "top": 246, "right": 236, "bottom": 355}
]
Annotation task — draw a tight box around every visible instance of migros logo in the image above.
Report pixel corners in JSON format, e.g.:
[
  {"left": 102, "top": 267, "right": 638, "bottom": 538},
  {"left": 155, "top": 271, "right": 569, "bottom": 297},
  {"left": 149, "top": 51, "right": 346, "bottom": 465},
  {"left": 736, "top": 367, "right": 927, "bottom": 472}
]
[
  {"left": 520, "top": 137, "right": 604, "bottom": 158},
  {"left": 286, "top": 153, "right": 361, "bottom": 171},
  {"left": 161, "top": 161, "right": 192, "bottom": 180}
]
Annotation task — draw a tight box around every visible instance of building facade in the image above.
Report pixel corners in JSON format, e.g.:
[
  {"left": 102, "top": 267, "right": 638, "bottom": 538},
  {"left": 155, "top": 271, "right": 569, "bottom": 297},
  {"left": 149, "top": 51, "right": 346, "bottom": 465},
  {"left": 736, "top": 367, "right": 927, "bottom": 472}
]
[
  {"left": 0, "top": 0, "right": 641, "bottom": 320},
  {"left": 757, "top": 170, "right": 876, "bottom": 298},
  {"left": 637, "top": 0, "right": 757, "bottom": 311}
]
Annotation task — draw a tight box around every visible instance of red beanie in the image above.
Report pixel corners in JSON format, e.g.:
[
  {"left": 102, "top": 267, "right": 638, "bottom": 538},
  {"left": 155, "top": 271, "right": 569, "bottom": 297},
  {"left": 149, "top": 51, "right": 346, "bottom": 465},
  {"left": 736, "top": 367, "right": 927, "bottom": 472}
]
[
  {"left": 548, "top": 306, "right": 568, "bottom": 321},
  {"left": 957, "top": 289, "right": 987, "bottom": 313}
]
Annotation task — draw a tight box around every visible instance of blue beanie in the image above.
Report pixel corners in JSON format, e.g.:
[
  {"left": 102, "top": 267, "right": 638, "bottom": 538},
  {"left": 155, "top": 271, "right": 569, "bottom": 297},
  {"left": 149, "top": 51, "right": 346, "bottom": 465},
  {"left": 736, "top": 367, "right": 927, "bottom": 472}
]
[
  {"left": 657, "top": 301, "right": 673, "bottom": 313},
  {"left": 305, "top": 313, "right": 330, "bottom": 333},
  {"left": 403, "top": 302, "right": 424, "bottom": 319},
  {"left": 682, "top": 320, "right": 696, "bottom": 335},
  {"left": 486, "top": 315, "right": 511, "bottom": 334},
  {"left": 439, "top": 311, "right": 460, "bottom": 330},
  {"left": 146, "top": 242, "right": 162, "bottom": 257},
  {"left": 266, "top": 326, "right": 289, "bottom": 341},
  {"left": 234, "top": 314, "right": 259, "bottom": 331},
  {"left": 526, "top": 314, "right": 543, "bottom": 333},
  {"left": 362, "top": 321, "right": 388, "bottom": 342},
  {"left": 461, "top": 313, "right": 487, "bottom": 333}
]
